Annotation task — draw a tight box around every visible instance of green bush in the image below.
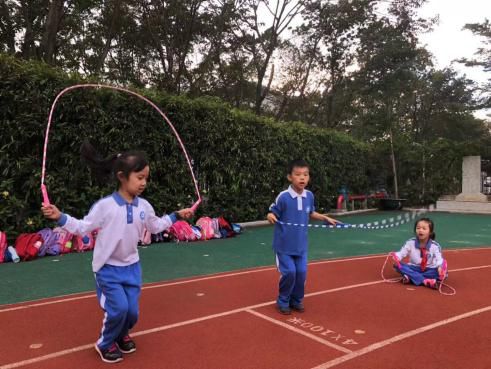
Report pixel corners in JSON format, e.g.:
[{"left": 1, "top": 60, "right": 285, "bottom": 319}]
[{"left": 0, "top": 54, "right": 371, "bottom": 239}]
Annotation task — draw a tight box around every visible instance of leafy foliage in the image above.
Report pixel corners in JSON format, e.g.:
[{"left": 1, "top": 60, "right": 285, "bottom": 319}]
[{"left": 0, "top": 54, "right": 370, "bottom": 238}]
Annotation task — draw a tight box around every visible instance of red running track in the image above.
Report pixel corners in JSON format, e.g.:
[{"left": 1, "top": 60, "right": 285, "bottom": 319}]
[{"left": 1, "top": 247, "right": 491, "bottom": 369}]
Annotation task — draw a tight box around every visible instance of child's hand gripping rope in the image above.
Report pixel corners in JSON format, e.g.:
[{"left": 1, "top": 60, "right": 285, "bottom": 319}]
[
  {"left": 390, "top": 252, "right": 401, "bottom": 269},
  {"left": 438, "top": 259, "right": 448, "bottom": 281}
]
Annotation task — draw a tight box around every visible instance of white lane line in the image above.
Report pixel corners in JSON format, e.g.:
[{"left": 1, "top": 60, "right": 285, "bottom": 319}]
[
  {"left": 309, "top": 305, "right": 491, "bottom": 369},
  {"left": 246, "top": 309, "right": 352, "bottom": 354},
  {"left": 0, "top": 344, "right": 94, "bottom": 369},
  {"left": 0, "top": 254, "right": 389, "bottom": 313},
  {"left": 2, "top": 248, "right": 491, "bottom": 314},
  {"left": 0, "top": 279, "right": 383, "bottom": 369}
]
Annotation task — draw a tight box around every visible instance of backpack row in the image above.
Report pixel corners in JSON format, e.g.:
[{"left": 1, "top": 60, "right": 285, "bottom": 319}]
[{"left": 9, "top": 228, "right": 98, "bottom": 262}]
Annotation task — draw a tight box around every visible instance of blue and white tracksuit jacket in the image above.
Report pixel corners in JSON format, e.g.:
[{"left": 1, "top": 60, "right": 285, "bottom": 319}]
[{"left": 58, "top": 192, "right": 178, "bottom": 349}]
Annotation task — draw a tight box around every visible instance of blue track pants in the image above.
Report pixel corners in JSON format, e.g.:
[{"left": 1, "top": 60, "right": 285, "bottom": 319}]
[
  {"left": 94, "top": 262, "right": 141, "bottom": 350},
  {"left": 395, "top": 263, "right": 439, "bottom": 286},
  {"left": 275, "top": 252, "right": 307, "bottom": 308}
]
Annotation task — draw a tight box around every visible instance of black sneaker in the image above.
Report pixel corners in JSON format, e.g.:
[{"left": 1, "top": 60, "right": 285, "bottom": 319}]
[
  {"left": 277, "top": 305, "right": 292, "bottom": 315},
  {"left": 116, "top": 335, "right": 136, "bottom": 354},
  {"left": 290, "top": 303, "right": 305, "bottom": 313},
  {"left": 94, "top": 343, "right": 123, "bottom": 363}
]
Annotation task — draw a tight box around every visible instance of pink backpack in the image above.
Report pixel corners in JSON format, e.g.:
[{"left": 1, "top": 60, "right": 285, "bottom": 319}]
[
  {"left": 53, "top": 227, "right": 74, "bottom": 254},
  {"left": 196, "top": 217, "right": 215, "bottom": 240},
  {"left": 169, "top": 221, "right": 197, "bottom": 242},
  {"left": 73, "top": 230, "right": 97, "bottom": 252},
  {"left": 0, "top": 231, "right": 7, "bottom": 263}
]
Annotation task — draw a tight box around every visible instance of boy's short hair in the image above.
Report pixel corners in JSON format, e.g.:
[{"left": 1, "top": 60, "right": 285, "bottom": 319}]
[{"left": 288, "top": 159, "right": 310, "bottom": 174}]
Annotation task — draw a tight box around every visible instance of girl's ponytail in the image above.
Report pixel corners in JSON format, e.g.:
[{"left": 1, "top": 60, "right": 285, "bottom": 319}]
[
  {"left": 80, "top": 141, "right": 148, "bottom": 184},
  {"left": 80, "top": 141, "right": 117, "bottom": 183}
]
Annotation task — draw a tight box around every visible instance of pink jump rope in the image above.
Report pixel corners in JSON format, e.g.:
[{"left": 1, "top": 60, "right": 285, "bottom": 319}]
[{"left": 41, "top": 84, "right": 201, "bottom": 212}]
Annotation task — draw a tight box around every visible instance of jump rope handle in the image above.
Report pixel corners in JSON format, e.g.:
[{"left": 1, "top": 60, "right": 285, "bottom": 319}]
[
  {"left": 439, "top": 259, "right": 448, "bottom": 280},
  {"left": 390, "top": 252, "right": 401, "bottom": 269},
  {"left": 190, "top": 198, "right": 201, "bottom": 213},
  {"left": 41, "top": 184, "right": 51, "bottom": 205}
]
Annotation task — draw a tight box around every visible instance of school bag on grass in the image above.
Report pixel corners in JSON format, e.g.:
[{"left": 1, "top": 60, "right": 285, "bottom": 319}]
[
  {"left": 15, "top": 233, "right": 43, "bottom": 261},
  {"left": 0, "top": 231, "right": 7, "bottom": 263},
  {"left": 196, "top": 217, "right": 215, "bottom": 240},
  {"left": 169, "top": 221, "right": 197, "bottom": 242},
  {"left": 152, "top": 230, "right": 173, "bottom": 243},
  {"left": 232, "top": 223, "right": 242, "bottom": 234},
  {"left": 191, "top": 226, "right": 202, "bottom": 240},
  {"left": 211, "top": 218, "right": 222, "bottom": 239},
  {"left": 36, "top": 228, "right": 60, "bottom": 256},
  {"left": 73, "top": 230, "right": 97, "bottom": 252},
  {"left": 4, "top": 246, "right": 20, "bottom": 263},
  {"left": 52, "top": 227, "right": 74, "bottom": 254},
  {"left": 217, "top": 216, "right": 236, "bottom": 238}
]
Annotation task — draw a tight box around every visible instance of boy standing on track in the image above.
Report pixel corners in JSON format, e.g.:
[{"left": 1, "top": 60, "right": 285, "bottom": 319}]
[{"left": 267, "top": 159, "right": 339, "bottom": 315}]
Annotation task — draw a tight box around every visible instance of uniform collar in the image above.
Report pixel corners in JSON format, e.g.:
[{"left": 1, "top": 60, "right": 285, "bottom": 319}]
[
  {"left": 112, "top": 191, "right": 139, "bottom": 207},
  {"left": 415, "top": 237, "right": 431, "bottom": 249},
  {"left": 288, "top": 185, "right": 307, "bottom": 198}
]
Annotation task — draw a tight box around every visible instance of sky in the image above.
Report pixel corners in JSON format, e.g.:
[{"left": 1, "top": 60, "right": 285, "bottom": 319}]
[
  {"left": 417, "top": 0, "right": 490, "bottom": 119},
  {"left": 258, "top": 0, "right": 490, "bottom": 119}
]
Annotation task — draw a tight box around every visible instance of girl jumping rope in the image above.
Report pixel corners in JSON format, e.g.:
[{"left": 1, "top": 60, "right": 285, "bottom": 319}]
[
  {"left": 41, "top": 142, "right": 193, "bottom": 363},
  {"left": 391, "top": 217, "right": 448, "bottom": 289}
]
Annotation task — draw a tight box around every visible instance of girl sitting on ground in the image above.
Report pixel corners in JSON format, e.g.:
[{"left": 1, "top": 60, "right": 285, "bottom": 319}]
[{"left": 391, "top": 217, "right": 448, "bottom": 289}]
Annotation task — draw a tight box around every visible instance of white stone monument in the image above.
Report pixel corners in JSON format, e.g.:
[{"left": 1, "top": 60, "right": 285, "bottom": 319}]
[
  {"left": 455, "top": 156, "right": 487, "bottom": 201},
  {"left": 437, "top": 156, "right": 491, "bottom": 213}
]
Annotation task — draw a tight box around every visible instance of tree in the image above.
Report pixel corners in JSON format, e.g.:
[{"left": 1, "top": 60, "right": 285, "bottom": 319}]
[
  {"left": 458, "top": 19, "right": 491, "bottom": 110},
  {"left": 237, "top": 0, "right": 305, "bottom": 114},
  {"left": 0, "top": 0, "right": 18, "bottom": 54},
  {"left": 351, "top": 0, "right": 433, "bottom": 198}
]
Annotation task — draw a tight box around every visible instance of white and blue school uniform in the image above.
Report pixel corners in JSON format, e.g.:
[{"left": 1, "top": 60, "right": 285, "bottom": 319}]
[
  {"left": 58, "top": 192, "right": 178, "bottom": 350},
  {"left": 270, "top": 186, "right": 315, "bottom": 308},
  {"left": 394, "top": 237, "right": 444, "bottom": 285}
]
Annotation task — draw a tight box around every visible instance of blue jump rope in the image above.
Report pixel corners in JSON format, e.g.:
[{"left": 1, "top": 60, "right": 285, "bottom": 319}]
[{"left": 277, "top": 206, "right": 432, "bottom": 230}]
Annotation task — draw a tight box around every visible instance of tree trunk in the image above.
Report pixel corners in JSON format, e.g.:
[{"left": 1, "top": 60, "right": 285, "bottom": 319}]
[
  {"left": 20, "top": 4, "right": 37, "bottom": 59},
  {"left": 0, "top": 2, "right": 16, "bottom": 53},
  {"left": 275, "top": 93, "right": 289, "bottom": 120},
  {"left": 389, "top": 126, "right": 399, "bottom": 198},
  {"left": 95, "top": 1, "right": 121, "bottom": 75},
  {"left": 421, "top": 147, "right": 426, "bottom": 197},
  {"left": 254, "top": 35, "right": 277, "bottom": 115},
  {"left": 41, "top": 0, "right": 64, "bottom": 64}
]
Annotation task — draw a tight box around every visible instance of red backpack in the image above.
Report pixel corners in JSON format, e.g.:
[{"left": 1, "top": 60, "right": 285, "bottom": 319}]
[
  {"left": 169, "top": 221, "right": 197, "bottom": 242},
  {"left": 0, "top": 231, "right": 7, "bottom": 263},
  {"left": 15, "top": 233, "right": 43, "bottom": 261},
  {"left": 217, "top": 216, "right": 235, "bottom": 238}
]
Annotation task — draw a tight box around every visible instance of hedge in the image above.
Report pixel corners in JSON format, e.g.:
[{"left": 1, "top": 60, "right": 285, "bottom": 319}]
[{"left": 0, "top": 54, "right": 375, "bottom": 238}]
